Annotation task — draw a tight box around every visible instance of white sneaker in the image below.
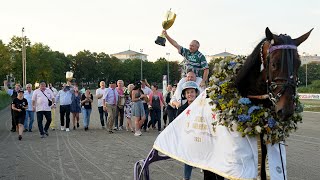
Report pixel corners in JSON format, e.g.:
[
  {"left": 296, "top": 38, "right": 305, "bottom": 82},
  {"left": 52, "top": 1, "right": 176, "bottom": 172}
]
[
  {"left": 134, "top": 130, "right": 142, "bottom": 136},
  {"left": 61, "top": 127, "right": 65, "bottom": 131},
  {"left": 66, "top": 128, "right": 70, "bottom": 132}
]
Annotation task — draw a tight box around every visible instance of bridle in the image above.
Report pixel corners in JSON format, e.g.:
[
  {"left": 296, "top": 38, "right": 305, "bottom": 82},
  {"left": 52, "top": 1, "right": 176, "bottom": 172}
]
[{"left": 260, "top": 38, "right": 298, "bottom": 106}]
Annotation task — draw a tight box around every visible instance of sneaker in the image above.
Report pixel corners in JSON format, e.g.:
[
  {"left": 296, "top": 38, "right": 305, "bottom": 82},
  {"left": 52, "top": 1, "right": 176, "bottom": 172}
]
[
  {"left": 118, "top": 126, "right": 123, "bottom": 131},
  {"left": 73, "top": 126, "right": 76, "bottom": 130},
  {"left": 44, "top": 131, "right": 49, "bottom": 136},
  {"left": 84, "top": 127, "right": 88, "bottom": 131},
  {"left": 23, "top": 129, "right": 28, "bottom": 132},
  {"left": 40, "top": 134, "right": 45, "bottom": 138},
  {"left": 102, "top": 126, "right": 106, "bottom": 129},
  {"left": 77, "top": 122, "right": 80, "bottom": 128},
  {"left": 61, "top": 127, "right": 65, "bottom": 131},
  {"left": 18, "top": 135, "right": 22, "bottom": 141},
  {"left": 134, "top": 130, "right": 142, "bottom": 136},
  {"left": 51, "top": 128, "right": 55, "bottom": 131},
  {"left": 113, "top": 127, "right": 118, "bottom": 131},
  {"left": 28, "top": 129, "right": 32, "bottom": 132},
  {"left": 66, "top": 128, "right": 70, "bottom": 132}
]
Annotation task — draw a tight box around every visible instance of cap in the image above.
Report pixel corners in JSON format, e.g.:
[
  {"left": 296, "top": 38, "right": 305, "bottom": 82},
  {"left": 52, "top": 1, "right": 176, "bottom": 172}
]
[{"left": 181, "top": 81, "right": 199, "bottom": 99}]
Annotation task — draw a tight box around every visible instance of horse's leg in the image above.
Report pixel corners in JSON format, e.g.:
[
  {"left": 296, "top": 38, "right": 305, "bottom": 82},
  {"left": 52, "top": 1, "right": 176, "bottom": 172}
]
[{"left": 203, "top": 170, "right": 224, "bottom": 180}]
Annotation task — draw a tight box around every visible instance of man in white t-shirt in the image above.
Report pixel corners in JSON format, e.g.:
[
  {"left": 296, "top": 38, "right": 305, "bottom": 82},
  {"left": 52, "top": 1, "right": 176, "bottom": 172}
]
[
  {"left": 170, "top": 71, "right": 204, "bottom": 109},
  {"left": 96, "top": 81, "right": 108, "bottom": 129},
  {"left": 32, "top": 81, "right": 56, "bottom": 138},
  {"left": 140, "top": 79, "right": 152, "bottom": 132}
]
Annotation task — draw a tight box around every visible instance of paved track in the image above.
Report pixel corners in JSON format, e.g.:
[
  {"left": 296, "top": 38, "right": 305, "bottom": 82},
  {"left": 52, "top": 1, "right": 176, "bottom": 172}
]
[{"left": 0, "top": 104, "right": 319, "bottom": 180}]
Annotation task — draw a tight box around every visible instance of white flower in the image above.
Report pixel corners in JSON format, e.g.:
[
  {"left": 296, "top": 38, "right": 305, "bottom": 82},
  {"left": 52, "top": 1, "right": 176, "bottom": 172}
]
[
  {"left": 244, "top": 127, "right": 252, "bottom": 134},
  {"left": 264, "top": 112, "right": 268, "bottom": 118},
  {"left": 231, "top": 121, "right": 238, "bottom": 131},
  {"left": 255, "top": 126, "right": 262, "bottom": 133}
]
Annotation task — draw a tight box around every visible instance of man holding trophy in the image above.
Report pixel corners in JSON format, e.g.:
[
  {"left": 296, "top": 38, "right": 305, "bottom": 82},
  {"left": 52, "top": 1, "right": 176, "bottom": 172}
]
[
  {"left": 55, "top": 72, "right": 74, "bottom": 132},
  {"left": 155, "top": 9, "right": 209, "bottom": 88}
]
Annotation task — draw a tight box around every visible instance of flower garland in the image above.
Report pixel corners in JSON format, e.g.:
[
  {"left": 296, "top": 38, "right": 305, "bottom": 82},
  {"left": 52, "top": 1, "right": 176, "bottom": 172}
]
[{"left": 207, "top": 56, "right": 303, "bottom": 144}]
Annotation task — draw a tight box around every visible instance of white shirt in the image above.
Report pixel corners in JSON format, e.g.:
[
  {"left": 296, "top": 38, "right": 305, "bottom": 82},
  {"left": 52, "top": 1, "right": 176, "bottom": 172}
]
[
  {"left": 32, "top": 88, "right": 55, "bottom": 112},
  {"left": 141, "top": 86, "right": 152, "bottom": 103},
  {"left": 170, "top": 77, "right": 204, "bottom": 106},
  {"left": 96, "top": 88, "right": 107, "bottom": 107}
]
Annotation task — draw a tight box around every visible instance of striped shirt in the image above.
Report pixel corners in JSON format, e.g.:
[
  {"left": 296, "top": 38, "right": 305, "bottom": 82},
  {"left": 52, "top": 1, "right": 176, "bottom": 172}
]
[{"left": 180, "top": 47, "right": 208, "bottom": 77}]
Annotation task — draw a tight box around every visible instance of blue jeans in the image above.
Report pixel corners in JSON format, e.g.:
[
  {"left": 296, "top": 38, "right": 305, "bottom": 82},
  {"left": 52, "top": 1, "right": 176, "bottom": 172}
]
[
  {"left": 37, "top": 111, "right": 52, "bottom": 135},
  {"left": 184, "top": 164, "right": 193, "bottom": 180},
  {"left": 24, "top": 110, "right": 35, "bottom": 130},
  {"left": 82, "top": 108, "right": 92, "bottom": 128}
]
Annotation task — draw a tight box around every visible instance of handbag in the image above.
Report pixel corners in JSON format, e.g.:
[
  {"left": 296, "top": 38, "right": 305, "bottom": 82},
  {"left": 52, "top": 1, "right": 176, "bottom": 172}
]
[
  {"left": 117, "top": 96, "right": 125, "bottom": 109},
  {"left": 41, "top": 90, "right": 53, "bottom": 106}
]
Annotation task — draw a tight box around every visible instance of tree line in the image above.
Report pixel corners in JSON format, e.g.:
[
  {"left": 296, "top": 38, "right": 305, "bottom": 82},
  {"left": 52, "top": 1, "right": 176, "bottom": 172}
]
[{"left": 0, "top": 36, "right": 181, "bottom": 88}]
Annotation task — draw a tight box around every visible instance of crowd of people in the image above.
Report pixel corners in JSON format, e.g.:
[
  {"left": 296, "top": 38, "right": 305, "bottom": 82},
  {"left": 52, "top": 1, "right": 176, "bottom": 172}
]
[{"left": 2, "top": 31, "right": 223, "bottom": 180}]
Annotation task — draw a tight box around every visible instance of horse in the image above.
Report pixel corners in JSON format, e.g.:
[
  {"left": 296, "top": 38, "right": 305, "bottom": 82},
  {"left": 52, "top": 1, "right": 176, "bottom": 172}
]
[{"left": 203, "top": 27, "right": 313, "bottom": 180}]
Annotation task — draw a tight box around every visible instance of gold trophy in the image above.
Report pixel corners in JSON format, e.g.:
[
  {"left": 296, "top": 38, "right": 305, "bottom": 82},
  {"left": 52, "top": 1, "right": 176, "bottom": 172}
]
[
  {"left": 155, "top": 9, "right": 176, "bottom": 46},
  {"left": 66, "top": 71, "right": 74, "bottom": 82}
]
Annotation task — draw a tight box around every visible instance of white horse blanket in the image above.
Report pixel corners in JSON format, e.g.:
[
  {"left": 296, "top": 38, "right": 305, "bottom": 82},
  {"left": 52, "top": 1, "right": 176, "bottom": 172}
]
[{"left": 153, "top": 90, "right": 287, "bottom": 180}]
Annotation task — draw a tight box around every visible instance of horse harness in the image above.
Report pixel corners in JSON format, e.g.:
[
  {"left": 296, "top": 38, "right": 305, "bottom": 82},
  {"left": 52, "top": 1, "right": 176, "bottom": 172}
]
[{"left": 255, "top": 37, "right": 298, "bottom": 106}]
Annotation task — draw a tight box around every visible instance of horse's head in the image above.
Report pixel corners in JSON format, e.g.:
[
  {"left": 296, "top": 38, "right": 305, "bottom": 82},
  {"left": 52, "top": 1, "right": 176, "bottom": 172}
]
[{"left": 261, "top": 27, "right": 313, "bottom": 120}]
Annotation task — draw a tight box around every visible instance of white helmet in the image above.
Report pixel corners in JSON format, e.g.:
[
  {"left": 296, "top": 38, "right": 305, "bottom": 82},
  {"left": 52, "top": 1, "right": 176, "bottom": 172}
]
[{"left": 181, "top": 81, "right": 199, "bottom": 99}]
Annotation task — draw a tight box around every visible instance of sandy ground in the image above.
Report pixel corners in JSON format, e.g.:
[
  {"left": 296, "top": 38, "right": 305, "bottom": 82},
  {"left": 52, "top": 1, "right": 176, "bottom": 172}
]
[{"left": 0, "top": 103, "right": 319, "bottom": 180}]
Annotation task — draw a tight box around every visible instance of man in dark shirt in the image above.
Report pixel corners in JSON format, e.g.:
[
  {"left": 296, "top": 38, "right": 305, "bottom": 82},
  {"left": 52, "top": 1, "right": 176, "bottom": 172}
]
[{"left": 3, "top": 80, "right": 21, "bottom": 132}]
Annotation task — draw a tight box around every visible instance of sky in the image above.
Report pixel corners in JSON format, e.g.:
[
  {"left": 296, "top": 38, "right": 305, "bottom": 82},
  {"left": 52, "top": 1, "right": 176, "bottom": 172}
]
[{"left": 0, "top": 0, "right": 319, "bottom": 62}]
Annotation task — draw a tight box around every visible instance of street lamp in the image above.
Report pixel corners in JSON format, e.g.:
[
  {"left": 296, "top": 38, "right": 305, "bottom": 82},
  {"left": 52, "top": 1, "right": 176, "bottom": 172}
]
[
  {"left": 166, "top": 52, "right": 170, "bottom": 84},
  {"left": 22, "top": 27, "right": 26, "bottom": 88},
  {"left": 140, "top": 49, "right": 143, "bottom": 80},
  {"left": 303, "top": 52, "right": 308, "bottom": 87}
]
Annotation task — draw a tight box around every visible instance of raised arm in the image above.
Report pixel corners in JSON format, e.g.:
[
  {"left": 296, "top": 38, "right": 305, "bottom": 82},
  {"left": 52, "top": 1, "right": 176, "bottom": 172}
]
[{"left": 162, "top": 30, "right": 181, "bottom": 51}]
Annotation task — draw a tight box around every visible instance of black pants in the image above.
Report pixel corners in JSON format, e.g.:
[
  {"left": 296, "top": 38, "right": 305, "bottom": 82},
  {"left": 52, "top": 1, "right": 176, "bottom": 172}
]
[
  {"left": 60, "top": 105, "right": 71, "bottom": 128},
  {"left": 203, "top": 170, "right": 224, "bottom": 180},
  {"left": 167, "top": 108, "right": 177, "bottom": 124},
  {"left": 115, "top": 106, "right": 124, "bottom": 128},
  {"left": 37, "top": 111, "right": 52, "bottom": 135},
  {"left": 141, "top": 103, "right": 149, "bottom": 131},
  {"left": 98, "top": 106, "right": 108, "bottom": 127},
  {"left": 11, "top": 108, "right": 16, "bottom": 130},
  {"left": 149, "top": 108, "right": 161, "bottom": 131}
]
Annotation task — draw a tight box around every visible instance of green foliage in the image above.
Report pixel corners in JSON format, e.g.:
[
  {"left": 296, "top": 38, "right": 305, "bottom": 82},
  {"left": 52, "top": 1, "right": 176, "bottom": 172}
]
[
  {"left": 0, "top": 37, "right": 181, "bottom": 88},
  {"left": 0, "top": 91, "right": 11, "bottom": 110},
  {"left": 298, "top": 63, "right": 320, "bottom": 86},
  {"left": 298, "top": 80, "right": 320, "bottom": 93}
]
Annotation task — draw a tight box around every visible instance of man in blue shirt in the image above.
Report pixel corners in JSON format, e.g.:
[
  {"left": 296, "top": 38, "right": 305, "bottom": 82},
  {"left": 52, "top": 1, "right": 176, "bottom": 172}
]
[
  {"left": 56, "top": 83, "right": 73, "bottom": 132},
  {"left": 103, "top": 80, "right": 118, "bottom": 134},
  {"left": 23, "top": 83, "right": 34, "bottom": 132}
]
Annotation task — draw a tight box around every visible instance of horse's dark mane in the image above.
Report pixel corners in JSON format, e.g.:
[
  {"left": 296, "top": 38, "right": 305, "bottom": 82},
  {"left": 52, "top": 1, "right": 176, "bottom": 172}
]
[{"left": 235, "top": 38, "right": 267, "bottom": 97}]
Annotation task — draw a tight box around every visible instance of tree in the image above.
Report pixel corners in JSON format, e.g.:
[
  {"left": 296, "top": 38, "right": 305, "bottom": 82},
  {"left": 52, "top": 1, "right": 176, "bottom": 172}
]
[{"left": 0, "top": 40, "right": 12, "bottom": 80}]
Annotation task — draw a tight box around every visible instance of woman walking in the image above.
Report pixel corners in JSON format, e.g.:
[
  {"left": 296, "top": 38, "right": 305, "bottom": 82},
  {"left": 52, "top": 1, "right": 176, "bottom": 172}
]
[
  {"left": 81, "top": 88, "right": 93, "bottom": 131},
  {"left": 131, "top": 81, "right": 147, "bottom": 136},
  {"left": 71, "top": 86, "right": 81, "bottom": 130},
  {"left": 12, "top": 90, "right": 28, "bottom": 140},
  {"left": 124, "top": 84, "right": 134, "bottom": 132}
]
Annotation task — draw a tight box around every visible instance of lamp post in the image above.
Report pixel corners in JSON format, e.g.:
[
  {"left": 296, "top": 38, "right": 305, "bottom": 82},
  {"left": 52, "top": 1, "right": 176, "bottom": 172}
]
[
  {"left": 22, "top": 27, "right": 26, "bottom": 88},
  {"left": 140, "top": 49, "right": 143, "bottom": 80},
  {"left": 303, "top": 52, "right": 308, "bottom": 87},
  {"left": 166, "top": 52, "right": 170, "bottom": 84}
]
